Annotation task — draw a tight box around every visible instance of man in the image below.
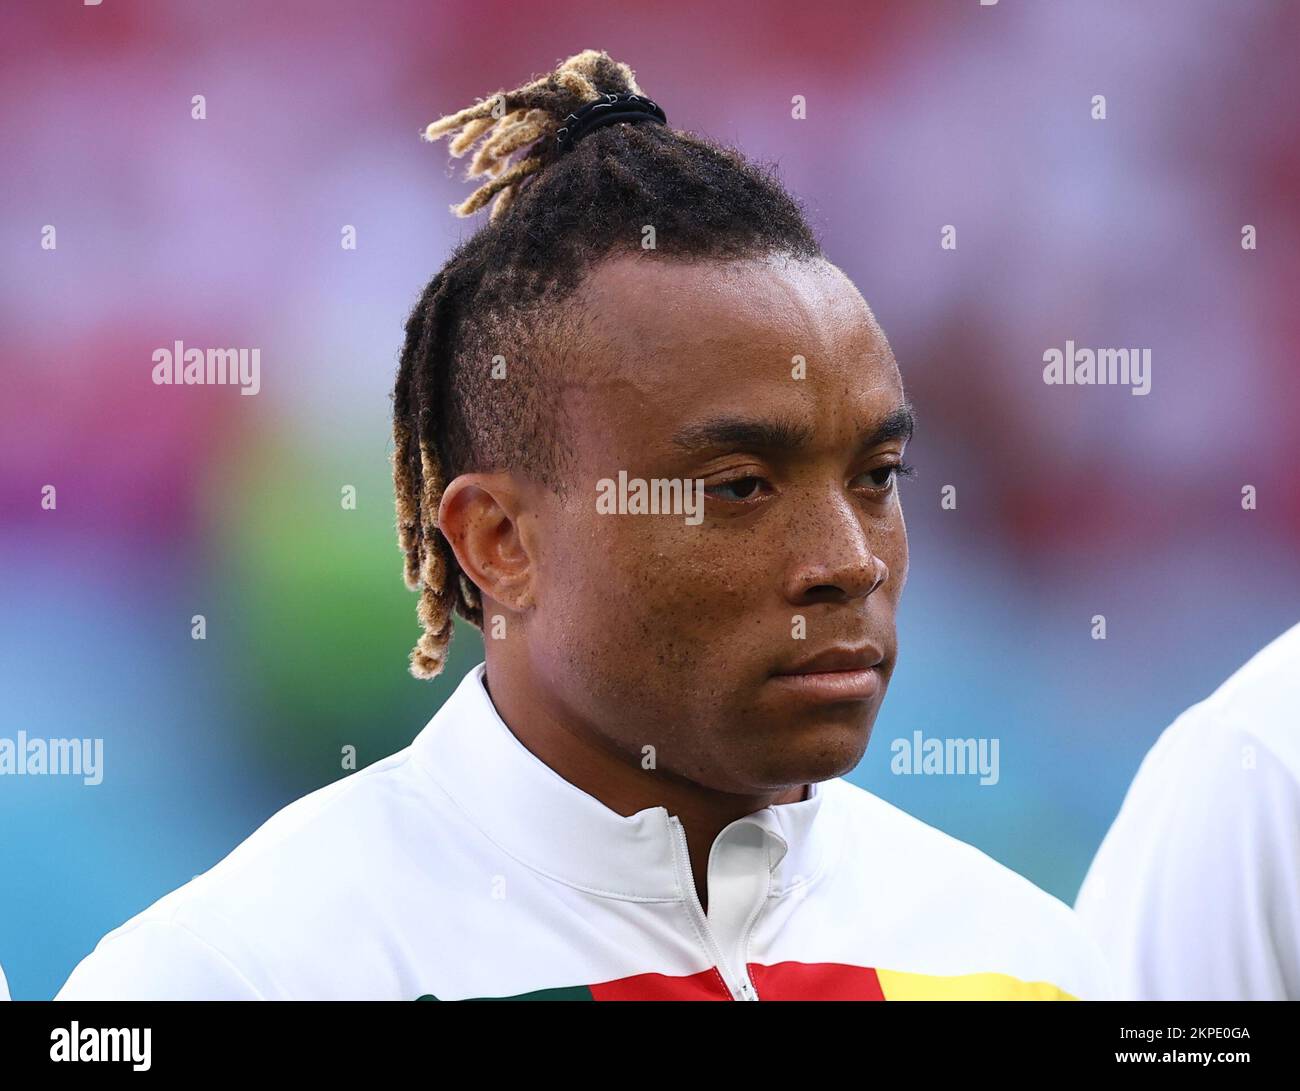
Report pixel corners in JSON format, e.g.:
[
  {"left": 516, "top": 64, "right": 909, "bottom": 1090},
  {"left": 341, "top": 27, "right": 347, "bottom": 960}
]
[
  {"left": 58, "top": 49, "right": 1108, "bottom": 1001},
  {"left": 1077, "top": 621, "right": 1300, "bottom": 999}
]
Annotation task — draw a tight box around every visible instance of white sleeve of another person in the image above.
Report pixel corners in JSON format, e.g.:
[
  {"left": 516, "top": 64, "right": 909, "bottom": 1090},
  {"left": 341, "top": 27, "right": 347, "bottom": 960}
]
[{"left": 1075, "top": 705, "right": 1300, "bottom": 1000}]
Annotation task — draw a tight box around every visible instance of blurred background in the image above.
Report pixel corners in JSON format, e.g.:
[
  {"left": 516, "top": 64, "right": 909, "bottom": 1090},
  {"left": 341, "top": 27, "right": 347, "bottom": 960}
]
[{"left": 2, "top": 0, "right": 1298, "bottom": 999}]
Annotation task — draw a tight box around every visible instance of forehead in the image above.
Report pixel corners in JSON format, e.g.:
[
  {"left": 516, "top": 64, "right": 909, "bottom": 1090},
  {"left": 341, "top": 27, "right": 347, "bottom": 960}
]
[{"left": 558, "top": 252, "right": 904, "bottom": 456}]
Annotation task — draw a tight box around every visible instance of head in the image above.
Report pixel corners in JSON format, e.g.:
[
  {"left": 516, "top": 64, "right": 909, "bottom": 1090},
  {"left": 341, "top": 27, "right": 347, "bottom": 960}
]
[{"left": 394, "top": 50, "right": 911, "bottom": 795}]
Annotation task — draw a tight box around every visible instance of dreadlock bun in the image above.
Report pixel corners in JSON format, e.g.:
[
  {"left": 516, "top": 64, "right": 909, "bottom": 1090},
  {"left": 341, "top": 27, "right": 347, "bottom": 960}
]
[{"left": 421, "top": 49, "right": 646, "bottom": 222}]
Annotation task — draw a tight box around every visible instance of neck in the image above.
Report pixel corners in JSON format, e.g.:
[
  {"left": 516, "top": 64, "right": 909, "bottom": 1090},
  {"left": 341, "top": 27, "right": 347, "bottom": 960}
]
[{"left": 481, "top": 654, "right": 807, "bottom": 914}]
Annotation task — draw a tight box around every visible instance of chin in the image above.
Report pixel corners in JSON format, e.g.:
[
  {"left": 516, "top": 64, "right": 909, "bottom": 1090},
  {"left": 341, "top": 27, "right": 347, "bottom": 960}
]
[{"left": 750, "top": 717, "right": 876, "bottom": 788}]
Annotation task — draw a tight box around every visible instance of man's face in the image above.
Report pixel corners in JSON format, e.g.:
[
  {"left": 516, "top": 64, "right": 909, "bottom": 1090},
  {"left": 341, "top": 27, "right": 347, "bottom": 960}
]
[{"left": 525, "top": 251, "right": 909, "bottom": 795}]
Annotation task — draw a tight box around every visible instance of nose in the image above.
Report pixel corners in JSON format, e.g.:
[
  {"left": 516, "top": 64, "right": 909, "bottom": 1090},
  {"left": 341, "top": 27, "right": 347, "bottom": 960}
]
[{"left": 782, "top": 494, "right": 889, "bottom": 606}]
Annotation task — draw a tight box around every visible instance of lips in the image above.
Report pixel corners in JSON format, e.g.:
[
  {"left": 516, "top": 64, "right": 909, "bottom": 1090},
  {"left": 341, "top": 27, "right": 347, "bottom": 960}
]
[
  {"left": 769, "top": 644, "right": 887, "bottom": 703},
  {"left": 773, "top": 645, "right": 885, "bottom": 676}
]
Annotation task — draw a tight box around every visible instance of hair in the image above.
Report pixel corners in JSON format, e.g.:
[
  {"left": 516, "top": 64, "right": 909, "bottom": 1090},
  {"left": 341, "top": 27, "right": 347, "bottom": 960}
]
[{"left": 392, "top": 49, "right": 822, "bottom": 679}]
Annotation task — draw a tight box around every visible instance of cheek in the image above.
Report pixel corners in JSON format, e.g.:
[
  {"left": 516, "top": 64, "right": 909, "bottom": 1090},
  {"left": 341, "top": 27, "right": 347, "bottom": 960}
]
[
  {"left": 878, "top": 502, "right": 909, "bottom": 597},
  {"left": 544, "top": 514, "right": 769, "bottom": 663}
]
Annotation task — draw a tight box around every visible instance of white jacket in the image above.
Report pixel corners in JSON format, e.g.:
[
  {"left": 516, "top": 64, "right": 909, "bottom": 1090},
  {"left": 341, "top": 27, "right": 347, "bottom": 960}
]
[
  {"left": 59, "top": 662, "right": 1109, "bottom": 1000},
  {"left": 1077, "top": 621, "right": 1300, "bottom": 999}
]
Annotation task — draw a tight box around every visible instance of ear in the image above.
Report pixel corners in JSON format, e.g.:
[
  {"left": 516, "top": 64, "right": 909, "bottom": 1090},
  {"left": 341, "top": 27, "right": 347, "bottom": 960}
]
[{"left": 436, "top": 472, "right": 537, "bottom": 614}]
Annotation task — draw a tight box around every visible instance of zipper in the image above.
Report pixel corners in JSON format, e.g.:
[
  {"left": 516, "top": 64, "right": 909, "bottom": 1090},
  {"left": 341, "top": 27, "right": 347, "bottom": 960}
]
[{"left": 669, "top": 815, "right": 760, "bottom": 1001}]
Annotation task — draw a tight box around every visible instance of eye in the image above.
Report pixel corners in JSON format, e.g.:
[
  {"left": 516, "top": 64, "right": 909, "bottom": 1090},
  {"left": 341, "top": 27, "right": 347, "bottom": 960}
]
[
  {"left": 704, "top": 476, "right": 769, "bottom": 502},
  {"left": 854, "top": 461, "right": 914, "bottom": 493}
]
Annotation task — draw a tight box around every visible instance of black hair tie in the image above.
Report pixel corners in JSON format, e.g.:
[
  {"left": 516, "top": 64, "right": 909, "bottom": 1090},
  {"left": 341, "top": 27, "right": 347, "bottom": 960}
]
[{"left": 555, "top": 92, "right": 667, "bottom": 154}]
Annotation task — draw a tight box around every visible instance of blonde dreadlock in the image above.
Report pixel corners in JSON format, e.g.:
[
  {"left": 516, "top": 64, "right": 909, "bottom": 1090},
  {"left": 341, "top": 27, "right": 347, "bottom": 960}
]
[
  {"left": 421, "top": 49, "right": 644, "bottom": 222},
  {"left": 393, "top": 49, "right": 820, "bottom": 679}
]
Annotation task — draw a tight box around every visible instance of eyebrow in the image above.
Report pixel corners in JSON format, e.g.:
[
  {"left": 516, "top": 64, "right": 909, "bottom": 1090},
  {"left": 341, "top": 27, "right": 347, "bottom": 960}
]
[{"left": 671, "top": 402, "right": 915, "bottom": 455}]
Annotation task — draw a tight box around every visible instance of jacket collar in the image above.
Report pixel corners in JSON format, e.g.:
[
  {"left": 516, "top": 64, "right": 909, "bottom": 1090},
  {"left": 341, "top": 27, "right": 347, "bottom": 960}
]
[{"left": 412, "top": 662, "right": 836, "bottom": 902}]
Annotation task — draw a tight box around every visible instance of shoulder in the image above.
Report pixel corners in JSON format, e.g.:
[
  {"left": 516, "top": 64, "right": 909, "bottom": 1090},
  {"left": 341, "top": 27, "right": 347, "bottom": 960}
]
[
  {"left": 1078, "top": 622, "right": 1300, "bottom": 851},
  {"left": 1189, "top": 620, "right": 1300, "bottom": 776},
  {"left": 56, "top": 917, "right": 267, "bottom": 1000},
  {"left": 58, "top": 743, "right": 459, "bottom": 1000},
  {"left": 1103, "top": 621, "right": 1300, "bottom": 828},
  {"left": 821, "top": 778, "right": 1112, "bottom": 998},
  {"left": 1074, "top": 624, "right": 1300, "bottom": 998},
  {"left": 176, "top": 743, "right": 445, "bottom": 908},
  {"left": 826, "top": 777, "right": 1077, "bottom": 916}
]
